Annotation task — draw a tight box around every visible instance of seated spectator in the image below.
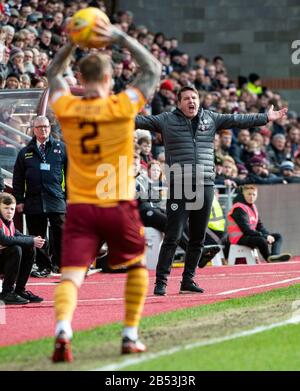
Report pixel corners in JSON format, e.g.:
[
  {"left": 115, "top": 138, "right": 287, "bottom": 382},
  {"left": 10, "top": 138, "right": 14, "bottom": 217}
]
[
  {"left": 246, "top": 73, "right": 263, "bottom": 95},
  {"left": 286, "top": 125, "right": 300, "bottom": 158},
  {"left": 0, "top": 193, "right": 44, "bottom": 305},
  {"left": 259, "top": 126, "right": 272, "bottom": 148},
  {"left": 151, "top": 79, "right": 176, "bottom": 115},
  {"left": 219, "top": 129, "right": 233, "bottom": 158},
  {"left": 231, "top": 129, "right": 250, "bottom": 164},
  {"left": 241, "top": 139, "right": 267, "bottom": 163},
  {"left": 227, "top": 184, "right": 291, "bottom": 262},
  {"left": 7, "top": 47, "right": 25, "bottom": 77},
  {"left": 20, "top": 73, "right": 31, "bottom": 89},
  {"left": 112, "top": 61, "right": 126, "bottom": 93},
  {"left": 279, "top": 161, "right": 300, "bottom": 183},
  {"left": 236, "top": 163, "right": 249, "bottom": 181},
  {"left": 5, "top": 72, "right": 20, "bottom": 89},
  {"left": 266, "top": 133, "right": 288, "bottom": 174},
  {"left": 247, "top": 156, "right": 284, "bottom": 185},
  {"left": 293, "top": 150, "right": 300, "bottom": 176},
  {"left": 138, "top": 136, "right": 153, "bottom": 170}
]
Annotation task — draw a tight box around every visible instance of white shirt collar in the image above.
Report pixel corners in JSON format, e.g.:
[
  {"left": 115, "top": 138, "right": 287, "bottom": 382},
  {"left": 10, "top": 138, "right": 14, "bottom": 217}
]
[{"left": 36, "top": 138, "right": 49, "bottom": 149}]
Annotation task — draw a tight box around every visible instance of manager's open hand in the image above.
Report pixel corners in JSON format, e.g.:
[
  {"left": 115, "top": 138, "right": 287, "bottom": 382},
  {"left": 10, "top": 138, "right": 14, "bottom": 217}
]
[{"left": 267, "top": 105, "right": 288, "bottom": 122}]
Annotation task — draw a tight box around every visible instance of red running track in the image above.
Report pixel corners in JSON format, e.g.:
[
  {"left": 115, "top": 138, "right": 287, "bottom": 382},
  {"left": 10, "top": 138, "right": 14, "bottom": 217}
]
[{"left": 1, "top": 259, "right": 300, "bottom": 347}]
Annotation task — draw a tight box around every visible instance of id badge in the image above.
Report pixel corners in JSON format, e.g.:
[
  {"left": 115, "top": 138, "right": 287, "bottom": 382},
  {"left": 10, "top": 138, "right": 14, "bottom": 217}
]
[{"left": 40, "top": 163, "right": 51, "bottom": 171}]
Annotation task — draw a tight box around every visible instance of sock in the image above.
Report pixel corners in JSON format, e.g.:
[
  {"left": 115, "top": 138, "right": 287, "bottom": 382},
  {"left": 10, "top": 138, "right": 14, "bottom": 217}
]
[
  {"left": 124, "top": 266, "right": 148, "bottom": 329},
  {"left": 54, "top": 280, "right": 77, "bottom": 335},
  {"left": 55, "top": 320, "right": 73, "bottom": 339},
  {"left": 122, "top": 326, "right": 138, "bottom": 341}
]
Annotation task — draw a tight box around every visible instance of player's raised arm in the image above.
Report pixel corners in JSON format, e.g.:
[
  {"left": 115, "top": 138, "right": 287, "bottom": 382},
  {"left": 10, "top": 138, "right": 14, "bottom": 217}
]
[
  {"left": 92, "top": 21, "right": 162, "bottom": 100},
  {"left": 46, "top": 42, "right": 75, "bottom": 100}
]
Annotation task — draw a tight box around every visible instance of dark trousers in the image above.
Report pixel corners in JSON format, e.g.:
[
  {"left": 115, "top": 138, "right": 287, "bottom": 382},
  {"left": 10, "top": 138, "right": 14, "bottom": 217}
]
[
  {"left": 238, "top": 233, "right": 282, "bottom": 260},
  {"left": 139, "top": 206, "right": 189, "bottom": 251},
  {"left": 156, "top": 185, "right": 214, "bottom": 284},
  {"left": 0, "top": 245, "right": 35, "bottom": 294},
  {"left": 26, "top": 213, "right": 64, "bottom": 269}
]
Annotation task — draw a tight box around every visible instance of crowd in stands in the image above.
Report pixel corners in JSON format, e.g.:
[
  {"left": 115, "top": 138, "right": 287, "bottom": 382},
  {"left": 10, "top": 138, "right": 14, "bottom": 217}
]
[{"left": 0, "top": 0, "right": 300, "bottom": 189}]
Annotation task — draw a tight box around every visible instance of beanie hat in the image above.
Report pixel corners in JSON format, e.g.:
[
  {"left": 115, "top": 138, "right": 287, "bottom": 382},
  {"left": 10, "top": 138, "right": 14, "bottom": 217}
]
[
  {"left": 160, "top": 79, "right": 174, "bottom": 92},
  {"left": 236, "top": 163, "right": 248, "bottom": 175},
  {"left": 10, "top": 47, "right": 24, "bottom": 61},
  {"left": 249, "top": 156, "right": 265, "bottom": 167},
  {"left": 280, "top": 161, "right": 294, "bottom": 171}
]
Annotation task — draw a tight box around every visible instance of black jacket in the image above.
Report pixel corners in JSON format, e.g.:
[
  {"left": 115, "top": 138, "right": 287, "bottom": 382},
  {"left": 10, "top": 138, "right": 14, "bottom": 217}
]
[
  {"left": 136, "top": 109, "right": 268, "bottom": 185},
  {"left": 13, "top": 135, "right": 67, "bottom": 214},
  {"left": 0, "top": 217, "right": 34, "bottom": 249},
  {"left": 231, "top": 192, "right": 269, "bottom": 237}
]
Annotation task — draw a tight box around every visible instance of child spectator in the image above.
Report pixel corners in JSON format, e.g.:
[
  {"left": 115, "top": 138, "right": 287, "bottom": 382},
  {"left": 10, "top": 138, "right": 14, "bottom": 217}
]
[
  {"left": 227, "top": 184, "right": 291, "bottom": 262},
  {"left": 0, "top": 193, "right": 44, "bottom": 305},
  {"left": 138, "top": 136, "right": 153, "bottom": 170}
]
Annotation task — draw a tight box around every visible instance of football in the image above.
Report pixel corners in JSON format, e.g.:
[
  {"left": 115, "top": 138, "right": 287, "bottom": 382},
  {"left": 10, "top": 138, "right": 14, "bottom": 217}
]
[{"left": 67, "top": 7, "right": 110, "bottom": 48}]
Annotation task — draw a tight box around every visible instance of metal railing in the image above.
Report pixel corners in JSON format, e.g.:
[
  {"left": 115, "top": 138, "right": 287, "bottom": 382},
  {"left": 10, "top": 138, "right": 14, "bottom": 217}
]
[{"left": 0, "top": 121, "right": 31, "bottom": 142}]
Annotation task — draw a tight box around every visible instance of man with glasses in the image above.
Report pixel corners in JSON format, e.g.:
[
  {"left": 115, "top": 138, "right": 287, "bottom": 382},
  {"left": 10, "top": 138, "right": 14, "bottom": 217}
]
[{"left": 13, "top": 116, "right": 67, "bottom": 276}]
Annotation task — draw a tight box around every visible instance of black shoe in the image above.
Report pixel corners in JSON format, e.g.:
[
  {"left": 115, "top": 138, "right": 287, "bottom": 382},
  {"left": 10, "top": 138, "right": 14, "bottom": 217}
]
[
  {"left": 15, "top": 290, "right": 44, "bottom": 303},
  {"left": 51, "top": 265, "right": 61, "bottom": 274},
  {"left": 198, "top": 246, "right": 221, "bottom": 268},
  {"left": 267, "top": 253, "right": 291, "bottom": 263},
  {"left": 179, "top": 280, "right": 204, "bottom": 294},
  {"left": 30, "top": 268, "right": 50, "bottom": 278},
  {"left": 0, "top": 292, "right": 29, "bottom": 305},
  {"left": 154, "top": 282, "right": 166, "bottom": 296}
]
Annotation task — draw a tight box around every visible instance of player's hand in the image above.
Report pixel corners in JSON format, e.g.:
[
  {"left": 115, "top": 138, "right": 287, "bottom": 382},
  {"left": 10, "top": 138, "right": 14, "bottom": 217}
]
[
  {"left": 267, "top": 235, "right": 275, "bottom": 244},
  {"left": 267, "top": 105, "right": 288, "bottom": 122},
  {"left": 33, "top": 236, "right": 45, "bottom": 248},
  {"left": 92, "top": 19, "right": 122, "bottom": 45}
]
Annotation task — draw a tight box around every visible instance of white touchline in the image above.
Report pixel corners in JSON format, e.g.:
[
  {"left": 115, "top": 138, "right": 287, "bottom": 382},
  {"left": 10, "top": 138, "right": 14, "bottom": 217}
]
[
  {"left": 92, "top": 315, "right": 300, "bottom": 372},
  {"left": 216, "top": 277, "right": 300, "bottom": 295}
]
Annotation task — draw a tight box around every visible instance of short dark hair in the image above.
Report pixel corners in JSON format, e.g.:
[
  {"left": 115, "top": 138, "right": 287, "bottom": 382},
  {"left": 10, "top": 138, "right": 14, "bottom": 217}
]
[
  {"left": 177, "top": 86, "right": 199, "bottom": 102},
  {"left": 0, "top": 192, "right": 16, "bottom": 205}
]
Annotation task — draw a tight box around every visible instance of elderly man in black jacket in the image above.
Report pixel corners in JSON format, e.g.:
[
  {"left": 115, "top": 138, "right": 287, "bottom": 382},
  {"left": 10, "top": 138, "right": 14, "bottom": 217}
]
[
  {"left": 12, "top": 115, "right": 67, "bottom": 275},
  {"left": 136, "top": 86, "right": 288, "bottom": 295}
]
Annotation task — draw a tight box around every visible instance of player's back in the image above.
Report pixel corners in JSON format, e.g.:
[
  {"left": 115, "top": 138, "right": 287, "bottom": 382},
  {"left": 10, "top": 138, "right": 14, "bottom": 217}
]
[{"left": 51, "top": 89, "right": 145, "bottom": 206}]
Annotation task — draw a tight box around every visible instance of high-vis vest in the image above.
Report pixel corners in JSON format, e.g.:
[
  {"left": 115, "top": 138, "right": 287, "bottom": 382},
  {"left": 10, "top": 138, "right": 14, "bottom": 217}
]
[
  {"left": 227, "top": 202, "right": 258, "bottom": 244},
  {"left": 208, "top": 197, "right": 225, "bottom": 232},
  {"left": 0, "top": 218, "right": 15, "bottom": 237}
]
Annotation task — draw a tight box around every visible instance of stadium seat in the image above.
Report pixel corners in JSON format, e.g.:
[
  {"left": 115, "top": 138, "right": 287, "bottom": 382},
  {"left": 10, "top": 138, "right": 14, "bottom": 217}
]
[
  {"left": 228, "top": 244, "right": 260, "bottom": 265},
  {"left": 144, "top": 227, "right": 163, "bottom": 269}
]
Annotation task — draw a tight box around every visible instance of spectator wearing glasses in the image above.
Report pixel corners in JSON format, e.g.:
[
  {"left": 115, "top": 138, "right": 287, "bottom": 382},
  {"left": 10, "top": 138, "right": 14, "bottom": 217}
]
[{"left": 12, "top": 116, "right": 67, "bottom": 276}]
